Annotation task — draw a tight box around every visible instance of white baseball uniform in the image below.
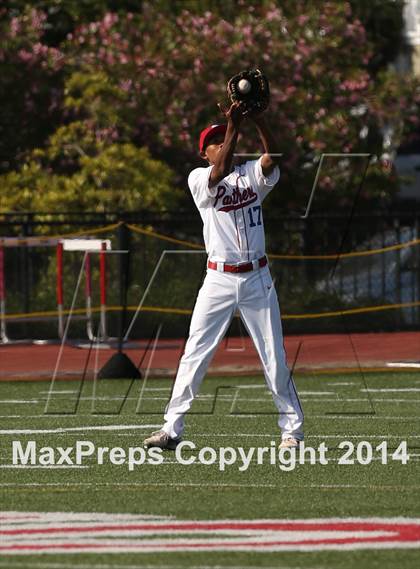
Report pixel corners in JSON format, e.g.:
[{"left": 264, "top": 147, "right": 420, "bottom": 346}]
[{"left": 162, "top": 157, "right": 304, "bottom": 441}]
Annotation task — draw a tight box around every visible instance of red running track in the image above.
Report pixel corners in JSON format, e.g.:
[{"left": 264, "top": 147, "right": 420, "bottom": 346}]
[{"left": 0, "top": 332, "right": 419, "bottom": 381}]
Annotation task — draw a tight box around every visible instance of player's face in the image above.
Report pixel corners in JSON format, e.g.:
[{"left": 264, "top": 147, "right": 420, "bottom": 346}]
[{"left": 202, "top": 134, "right": 225, "bottom": 164}]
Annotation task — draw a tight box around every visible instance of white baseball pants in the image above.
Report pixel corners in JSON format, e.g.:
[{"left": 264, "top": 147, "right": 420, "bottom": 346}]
[{"left": 162, "top": 265, "right": 304, "bottom": 441}]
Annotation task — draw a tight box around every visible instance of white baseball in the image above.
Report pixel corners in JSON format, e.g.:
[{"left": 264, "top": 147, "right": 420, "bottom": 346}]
[{"left": 238, "top": 78, "right": 251, "bottom": 94}]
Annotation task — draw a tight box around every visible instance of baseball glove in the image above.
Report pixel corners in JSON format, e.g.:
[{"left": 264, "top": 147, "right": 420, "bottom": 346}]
[{"left": 227, "top": 68, "right": 270, "bottom": 115}]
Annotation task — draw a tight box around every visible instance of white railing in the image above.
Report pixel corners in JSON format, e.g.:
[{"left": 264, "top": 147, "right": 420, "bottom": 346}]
[{"left": 404, "top": 0, "right": 420, "bottom": 45}]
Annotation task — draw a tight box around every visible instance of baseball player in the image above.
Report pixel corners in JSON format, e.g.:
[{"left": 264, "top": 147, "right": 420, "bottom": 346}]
[{"left": 144, "top": 101, "right": 304, "bottom": 450}]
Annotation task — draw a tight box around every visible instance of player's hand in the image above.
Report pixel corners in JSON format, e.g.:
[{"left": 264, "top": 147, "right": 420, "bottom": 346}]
[{"left": 217, "top": 101, "right": 245, "bottom": 128}]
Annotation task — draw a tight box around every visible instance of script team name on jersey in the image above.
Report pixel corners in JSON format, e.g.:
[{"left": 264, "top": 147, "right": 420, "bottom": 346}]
[{"left": 214, "top": 183, "right": 258, "bottom": 213}]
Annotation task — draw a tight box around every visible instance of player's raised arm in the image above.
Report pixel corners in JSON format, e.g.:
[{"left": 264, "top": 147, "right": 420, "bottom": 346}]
[
  {"left": 250, "top": 113, "right": 280, "bottom": 177},
  {"left": 207, "top": 102, "right": 244, "bottom": 187}
]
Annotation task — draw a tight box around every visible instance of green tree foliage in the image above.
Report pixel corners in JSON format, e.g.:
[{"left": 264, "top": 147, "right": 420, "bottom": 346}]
[
  {"left": 1, "top": 1, "right": 419, "bottom": 214},
  {"left": 0, "top": 121, "right": 179, "bottom": 212},
  {"left": 62, "top": 1, "right": 420, "bottom": 208},
  {"left": 0, "top": 9, "right": 180, "bottom": 213}
]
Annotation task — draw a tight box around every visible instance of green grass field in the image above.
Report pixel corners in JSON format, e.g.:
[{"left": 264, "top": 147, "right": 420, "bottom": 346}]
[{"left": 1, "top": 371, "right": 420, "bottom": 569}]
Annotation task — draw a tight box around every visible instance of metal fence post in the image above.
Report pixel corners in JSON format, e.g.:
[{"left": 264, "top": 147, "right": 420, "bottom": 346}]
[{"left": 117, "top": 221, "right": 131, "bottom": 351}]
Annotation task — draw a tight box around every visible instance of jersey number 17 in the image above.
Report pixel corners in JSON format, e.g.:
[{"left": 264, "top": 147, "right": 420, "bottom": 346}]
[{"left": 247, "top": 205, "right": 262, "bottom": 228}]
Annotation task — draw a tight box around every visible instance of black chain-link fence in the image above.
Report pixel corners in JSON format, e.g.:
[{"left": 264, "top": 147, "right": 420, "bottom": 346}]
[{"left": 1, "top": 210, "right": 419, "bottom": 341}]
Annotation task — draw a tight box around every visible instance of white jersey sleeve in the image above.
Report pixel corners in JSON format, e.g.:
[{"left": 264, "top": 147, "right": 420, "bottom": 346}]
[
  {"left": 188, "top": 166, "right": 219, "bottom": 208},
  {"left": 246, "top": 157, "right": 280, "bottom": 202}
]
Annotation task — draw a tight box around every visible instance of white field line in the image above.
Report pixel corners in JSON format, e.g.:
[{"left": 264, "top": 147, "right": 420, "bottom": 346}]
[
  {"left": 221, "top": 398, "right": 418, "bottom": 403},
  {"left": 229, "top": 396, "right": 416, "bottom": 402},
  {"left": 314, "top": 434, "right": 420, "bottom": 438},
  {"left": 296, "top": 391, "right": 336, "bottom": 395},
  {"left": 143, "top": 396, "right": 420, "bottom": 403},
  {"left": 1, "top": 431, "right": 417, "bottom": 441},
  {"left": 1, "top": 415, "right": 418, "bottom": 421},
  {"left": 0, "top": 561, "right": 325, "bottom": 569},
  {"left": 0, "top": 465, "right": 89, "bottom": 469},
  {"left": 0, "top": 397, "right": 147, "bottom": 403},
  {"left": 2, "top": 393, "right": 419, "bottom": 404},
  {"left": 223, "top": 387, "right": 337, "bottom": 395},
  {"left": 1, "top": 456, "right": 418, "bottom": 465},
  {"left": 104, "top": 433, "right": 420, "bottom": 439},
  {"left": 65, "top": 396, "right": 419, "bottom": 403},
  {"left": 215, "top": 384, "right": 270, "bottom": 389},
  {"left": 208, "top": 396, "right": 410, "bottom": 402},
  {"left": 0, "top": 415, "right": 154, "bottom": 418},
  {"left": 285, "top": 415, "right": 420, "bottom": 420},
  {"left": 3, "top": 543, "right": 419, "bottom": 554},
  {"left": 361, "top": 388, "right": 420, "bottom": 392},
  {"left": 1, "top": 482, "right": 279, "bottom": 488},
  {"left": 36, "top": 386, "right": 266, "bottom": 394},
  {"left": 0, "top": 512, "right": 173, "bottom": 522},
  {"left": 0, "top": 400, "right": 41, "bottom": 404},
  {"left": 2, "top": 482, "right": 420, "bottom": 489},
  {"left": 210, "top": 453, "right": 417, "bottom": 463},
  {"left": 4, "top": 456, "right": 413, "bottom": 467},
  {"left": 139, "top": 388, "right": 174, "bottom": 392},
  {"left": 136, "top": 456, "right": 420, "bottom": 465},
  {"left": 144, "top": 433, "right": 420, "bottom": 438},
  {"left": 0, "top": 394, "right": 338, "bottom": 403},
  {"left": 38, "top": 391, "right": 77, "bottom": 394},
  {"left": 2, "top": 514, "right": 416, "bottom": 524},
  {"left": 0, "top": 425, "right": 160, "bottom": 435},
  {"left": 0, "top": 534, "right": 395, "bottom": 549},
  {"left": 290, "top": 398, "right": 420, "bottom": 402},
  {"left": 38, "top": 388, "right": 173, "bottom": 394},
  {"left": 0, "top": 414, "right": 411, "bottom": 420},
  {"left": 343, "top": 398, "right": 420, "bottom": 402},
  {"left": 2, "top": 530, "right": 393, "bottom": 542},
  {"left": 228, "top": 414, "right": 420, "bottom": 419},
  {"left": 386, "top": 362, "right": 420, "bottom": 368}
]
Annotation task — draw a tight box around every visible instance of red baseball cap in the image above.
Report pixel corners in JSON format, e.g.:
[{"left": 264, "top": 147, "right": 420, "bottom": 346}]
[{"left": 199, "top": 124, "right": 227, "bottom": 153}]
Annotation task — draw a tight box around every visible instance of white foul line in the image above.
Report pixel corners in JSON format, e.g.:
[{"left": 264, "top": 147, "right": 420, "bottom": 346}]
[{"left": 0, "top": 424, "right": 160, "bottom": 435}]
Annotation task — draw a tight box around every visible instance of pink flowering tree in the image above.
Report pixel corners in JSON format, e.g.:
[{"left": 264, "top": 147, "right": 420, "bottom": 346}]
[
  {"left": 0, "top": 7, "right": 65, "bottom": 173},
  {"left": 62, "top": 1, "right": 420, "bottom": 210},
  {"left": 1, "top": 1, "right": 419, "bottom": 214},
  {"left": 0, "top": 6, "right": 180, "bottom": 213}
]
